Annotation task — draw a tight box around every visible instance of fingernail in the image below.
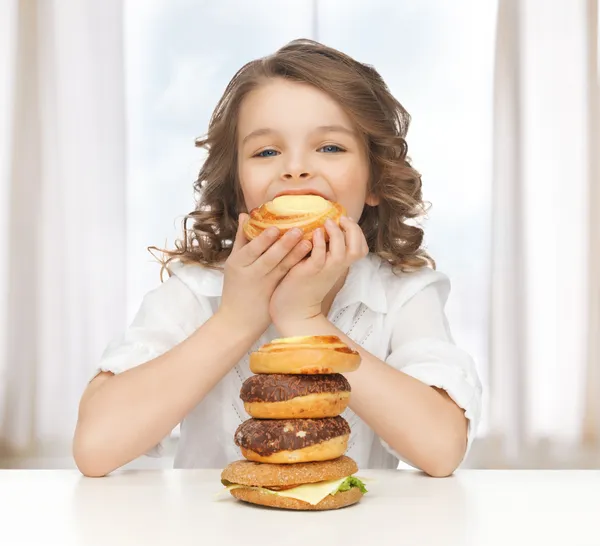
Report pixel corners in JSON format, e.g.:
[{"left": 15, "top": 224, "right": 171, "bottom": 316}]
[
  {"left": 325, "top": 218, "right": 335, "bottom": 227},
  {"left": 288, "top": 227, "right": 303, "bottom": 237},
  {"left": 266, "top": 226, "right": 279, "bottom": 237}
]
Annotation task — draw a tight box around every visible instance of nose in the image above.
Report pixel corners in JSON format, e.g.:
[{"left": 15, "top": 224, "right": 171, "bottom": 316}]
[
  {"left": 282, "top": 170, "right": 311, "bottom": 180},
  {"left": 281, "top": 153, "right": 313, "bottom": 181}
]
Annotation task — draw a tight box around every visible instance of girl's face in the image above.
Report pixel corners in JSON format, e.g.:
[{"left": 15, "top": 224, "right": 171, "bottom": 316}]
[{"left": 237, "top": 79, "right": 378, "bottom": 220}]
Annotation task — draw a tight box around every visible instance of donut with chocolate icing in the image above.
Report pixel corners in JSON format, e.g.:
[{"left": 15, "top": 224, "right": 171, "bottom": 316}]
[
  {"left": 240, "top": 373, "right": 351, "bottom": 419},
  {"left": 234, "top": 416, "right": 350, "bottom": 464},
  {"left": 249, "top": 335, "right": 361, "bottom": 374}
]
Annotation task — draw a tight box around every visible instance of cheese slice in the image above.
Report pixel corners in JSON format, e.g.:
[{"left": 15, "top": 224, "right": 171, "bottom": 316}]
[{"left": 223, "top": 476, "right": 347, "bottom": 506}]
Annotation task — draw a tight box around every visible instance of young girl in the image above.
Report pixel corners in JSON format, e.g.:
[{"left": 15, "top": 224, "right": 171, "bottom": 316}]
[{"left": 73, "top": 39, "right": 482, "bottom": 478}]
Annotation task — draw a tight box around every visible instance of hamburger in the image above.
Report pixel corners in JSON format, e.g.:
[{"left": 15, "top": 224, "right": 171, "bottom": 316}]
[{"left": 221, "top": 456, "right": 367, "bottom": 511}]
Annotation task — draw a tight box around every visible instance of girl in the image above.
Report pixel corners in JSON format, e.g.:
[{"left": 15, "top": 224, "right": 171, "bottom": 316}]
[{"left": 73, "top": 39, "right": 482, "bottom": 478}]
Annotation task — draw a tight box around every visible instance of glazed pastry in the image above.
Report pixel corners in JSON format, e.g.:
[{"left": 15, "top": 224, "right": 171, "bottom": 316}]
[
  {"left": 249, "top": 335, "right": 361, "bottom": 375},
  {"left": 243, "top": 195, "right": 345, "bottom": 240}
]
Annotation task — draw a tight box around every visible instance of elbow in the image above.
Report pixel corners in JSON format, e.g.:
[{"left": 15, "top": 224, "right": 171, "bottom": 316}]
[
  {"left": 72, "top": 427, "right": 115, "bottom": 478},
  {"left": 421, "top": 435, "right": 468, "bottom": 478},
  {"left": 422, "top": 458, "right": 461, "bottom": 478}
]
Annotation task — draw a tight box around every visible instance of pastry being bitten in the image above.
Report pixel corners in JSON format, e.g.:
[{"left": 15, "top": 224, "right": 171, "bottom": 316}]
[{"left": 243, "top": 194, "right": 345, "bottom": 241}]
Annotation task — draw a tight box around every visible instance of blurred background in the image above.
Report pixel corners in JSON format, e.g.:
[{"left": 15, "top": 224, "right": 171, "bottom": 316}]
[{"left": 0, "top": 0, "right": 598, "bottom": 469}]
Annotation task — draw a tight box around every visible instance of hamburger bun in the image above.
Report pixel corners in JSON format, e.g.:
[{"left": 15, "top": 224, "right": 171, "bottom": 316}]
[
  {"left": 234, "top": 416, "right": 350, "bottom": 464},
  {"left": 229, "top": 485, "right": 362, "bottom": 511},
  {"left": 221, "top": 456, "right": 364, "bottom": 511},
  {"left": 249, "top": 335, "right": 361, "bottom": 375},
  {"left": 240, "top": 373, "right": 351, "bottom": 419},
  {"left": 243, "top": 194, "right": 345, "bottom": 241},
  {"left": 221, "top": 455, "right": 358, "bottom": 487}
]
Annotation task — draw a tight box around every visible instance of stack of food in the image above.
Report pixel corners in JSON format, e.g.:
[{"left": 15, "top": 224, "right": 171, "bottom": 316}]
[{"left": 221, "top": 335, "right": 368, "bottom": 511}]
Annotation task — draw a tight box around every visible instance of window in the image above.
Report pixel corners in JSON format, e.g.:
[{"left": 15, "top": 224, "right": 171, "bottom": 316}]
[{"left": 124, "top": 0, "right": 498, "bottom": 437}]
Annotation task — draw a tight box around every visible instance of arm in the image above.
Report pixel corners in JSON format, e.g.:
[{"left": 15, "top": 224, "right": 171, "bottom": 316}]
[
  {"left": 73, "top": 309, "right": 261, "bottom": 477},
  {"left": 74, "top": 216, "right": 312, "bottom": 477},
  {"left": 275, "top": 313, "right": 469, "bottom": 478},
  {"left": 268, "top": 216, "right": 474, "bottom": 477}
]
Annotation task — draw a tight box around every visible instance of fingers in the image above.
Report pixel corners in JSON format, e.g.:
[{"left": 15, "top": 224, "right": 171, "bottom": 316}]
[
  {"left": 324, "top": 218, "right": 346, "bottom": 264},
  {"left": 306, "top": 227, "right": 327, "bottom": 271},
  {"left": 339, "top": 216, "right": 369, "bottom": 260},
  {"left": 268, "top": 238, "right": 313, "bottom": 280},
  {"left": 235, "top": 224, "right": 281, "bottom": 266},
  {"left": 255, "top": 227, "right": 305, "bottom": 271}
]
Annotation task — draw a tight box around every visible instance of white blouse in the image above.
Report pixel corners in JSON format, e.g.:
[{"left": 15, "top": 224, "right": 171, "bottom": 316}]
[{"left": 97, "top": 253, "right": 482, "bottom": 470}]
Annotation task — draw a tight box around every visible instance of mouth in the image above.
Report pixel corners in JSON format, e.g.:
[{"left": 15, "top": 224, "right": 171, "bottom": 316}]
[{"left": 273, "top": 189, "right": 331, "bottom": 201}]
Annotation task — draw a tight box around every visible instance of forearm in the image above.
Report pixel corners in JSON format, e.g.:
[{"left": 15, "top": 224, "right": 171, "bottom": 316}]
[
  {"left": 74, "top": 310, "right": 259, "bottom": 476},
  {"left": 275, "top": 315, "right": 468, "bottom": 477}
]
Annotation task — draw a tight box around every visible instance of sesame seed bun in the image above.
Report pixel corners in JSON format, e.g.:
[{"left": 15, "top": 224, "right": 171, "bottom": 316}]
[
  {"left": 221, "top": 456, "right": 358, "bottom": 488},
  {"left": 229, "top": 485, "right": 363, "bottom": 511}
]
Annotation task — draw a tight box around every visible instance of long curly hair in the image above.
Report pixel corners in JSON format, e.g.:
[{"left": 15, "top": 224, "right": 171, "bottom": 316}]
[{"left": 155, "top": 39, "right": 434, "bottom": 274}]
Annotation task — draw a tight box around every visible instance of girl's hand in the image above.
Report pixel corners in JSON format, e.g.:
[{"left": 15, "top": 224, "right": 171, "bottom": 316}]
[
  {"left": 218, "top": 213, "right": 312, "bottom": 335},
  {"left": 269, "top": 216, "right": 369, "bottom": 333}
]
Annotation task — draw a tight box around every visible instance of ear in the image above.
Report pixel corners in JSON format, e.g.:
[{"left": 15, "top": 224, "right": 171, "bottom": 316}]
[{"left": 365, "top": 193, "right": 380, "bottom": 206}]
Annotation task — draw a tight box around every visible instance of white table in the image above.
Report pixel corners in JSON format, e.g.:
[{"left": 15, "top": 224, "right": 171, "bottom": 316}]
[{"left": 0, "top": 469, "right": 598, "bottom": 546}]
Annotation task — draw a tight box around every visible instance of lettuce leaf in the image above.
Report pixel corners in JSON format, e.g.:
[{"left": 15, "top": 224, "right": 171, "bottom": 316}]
[{"left": 335, "top": 476, "right": 368, "bottom": 494}]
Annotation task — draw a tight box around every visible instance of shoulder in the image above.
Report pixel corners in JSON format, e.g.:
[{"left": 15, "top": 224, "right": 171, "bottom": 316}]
[
  {"left": 367, "top": 254, "right": 451, "bottom": 314},
  {"left": 131, "top": 261, "right": 224, "bottom": 328},
  {"left": 166, "top": 260, "right": 224, "bottom": 299}
]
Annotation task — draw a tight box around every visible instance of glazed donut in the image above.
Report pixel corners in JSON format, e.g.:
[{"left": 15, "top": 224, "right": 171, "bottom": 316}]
[
  {"left": 249, "top": 335, "right": 361, "bottom": 375},
  {"left": 243, "top": 195, "right": 345, "bottom": 241},
  {"left": 234, "top": 416, "right": 350, "bottom": 464},
  {"left": 240, "top": 373, "right": 351, "bottom": 419}
]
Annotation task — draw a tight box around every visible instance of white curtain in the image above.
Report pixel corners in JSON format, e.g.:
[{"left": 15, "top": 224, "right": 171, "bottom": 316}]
[
  {"left": 0, "top": 0, "right": 127, "bottom": 457},
  {"left": 479, "top": 0, "right": 600, "bottom": 467}
]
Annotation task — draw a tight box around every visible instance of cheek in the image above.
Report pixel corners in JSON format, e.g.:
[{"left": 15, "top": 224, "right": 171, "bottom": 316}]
[
  {"left": 238, "top": 162, "right": 269, "bottom": 211},
  {"left": 327, "top": 161, "right": 370, "bottom": 218}
]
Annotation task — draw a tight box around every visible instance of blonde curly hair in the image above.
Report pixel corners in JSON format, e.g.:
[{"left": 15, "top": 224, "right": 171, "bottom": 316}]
[{"left": 156, "top": 39, "right": 434, "bottom": 273}]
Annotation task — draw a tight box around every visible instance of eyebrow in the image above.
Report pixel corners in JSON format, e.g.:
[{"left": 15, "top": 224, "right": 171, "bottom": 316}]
[{"left": 241, "top": 124, "right": 356, "bottom": 145}]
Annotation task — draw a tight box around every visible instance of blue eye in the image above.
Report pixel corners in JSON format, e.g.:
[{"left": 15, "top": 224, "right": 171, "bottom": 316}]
[
  {"left": 255, "top": 149, "right": 279, "bottom": 158},
  {"left": 319, "top": 145, "right": 345, "bottom": 153}
]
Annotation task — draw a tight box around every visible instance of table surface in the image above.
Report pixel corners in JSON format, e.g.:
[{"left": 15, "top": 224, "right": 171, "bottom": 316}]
[{"left": 1, "top": 468, "right": 599, "bottom": 546}]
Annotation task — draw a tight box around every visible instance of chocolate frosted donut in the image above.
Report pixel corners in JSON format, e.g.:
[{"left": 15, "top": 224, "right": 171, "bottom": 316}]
[
  {"left": 235, "top": 416, "right": 350, "bottom": 464},
  {"left": 240, "top": 374, "right": 351, "bottom": 419}
]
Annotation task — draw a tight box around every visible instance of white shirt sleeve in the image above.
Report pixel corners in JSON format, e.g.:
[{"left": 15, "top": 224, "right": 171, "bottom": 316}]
[
  {"left": 95, "top": 273, "right": 212, "bottom": 456},
  {"left": 382, "top": 280, "right": 483, "bottom": 466}
]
